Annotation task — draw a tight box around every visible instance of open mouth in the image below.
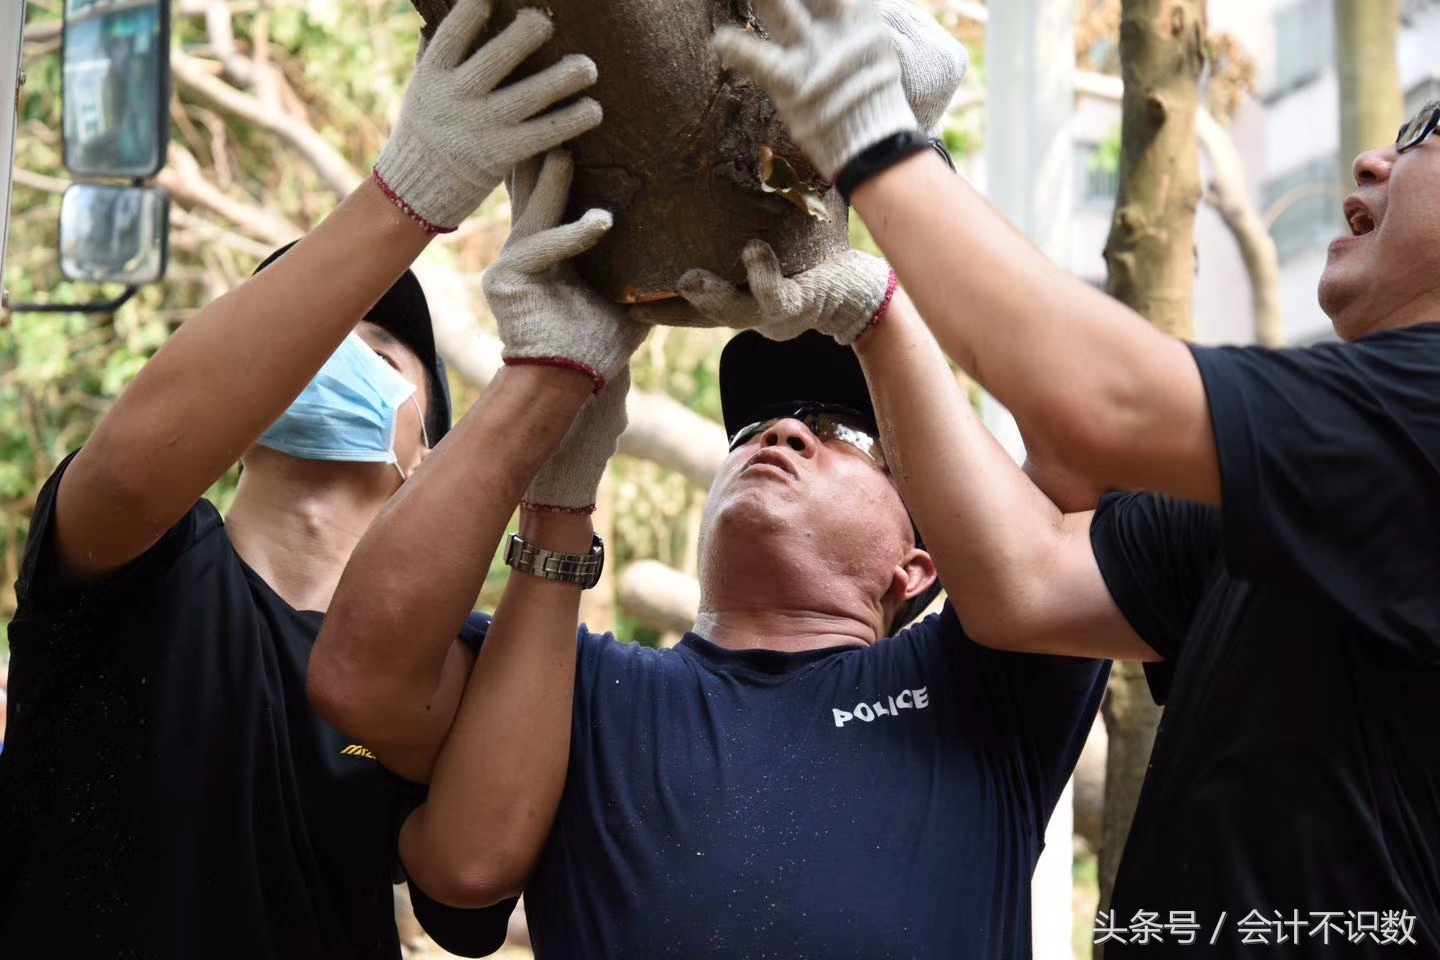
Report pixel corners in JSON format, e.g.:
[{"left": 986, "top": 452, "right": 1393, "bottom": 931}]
[{"left": 1344, "top": 198, "right": 1377, "bottom": 237}]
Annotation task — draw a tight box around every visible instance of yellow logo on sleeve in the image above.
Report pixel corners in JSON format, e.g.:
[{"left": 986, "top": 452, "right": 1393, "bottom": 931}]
[{"left": 340, "top": 744, "right": 377, "bottom": 760}]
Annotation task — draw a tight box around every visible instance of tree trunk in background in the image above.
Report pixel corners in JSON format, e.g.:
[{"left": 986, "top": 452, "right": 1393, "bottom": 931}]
[
  {"left": 409, "top": 0, "right": 849, "bottom": 302},
  {"left": 1098, "top": 0, "right": 1206, "bottom": 942},
  {"left": 1334, "top": 0, "right": 1403, "bottom": 192}
]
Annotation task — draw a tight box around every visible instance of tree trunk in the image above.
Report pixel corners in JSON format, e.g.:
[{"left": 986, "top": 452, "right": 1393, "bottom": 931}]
[
  {"left": 411, "top": 0, "right": 850, "bottom": 302},
  {"left": 1098, "top": 0, "right": 1206, "bottom": 938},
  {"left": 1334, "top": 0, "right": 1403, "bottom": 192}
]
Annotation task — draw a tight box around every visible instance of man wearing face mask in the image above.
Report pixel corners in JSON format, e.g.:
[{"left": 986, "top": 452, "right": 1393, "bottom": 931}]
[{"left": 0, "top": 0, "right": 598, "bottom": 956}]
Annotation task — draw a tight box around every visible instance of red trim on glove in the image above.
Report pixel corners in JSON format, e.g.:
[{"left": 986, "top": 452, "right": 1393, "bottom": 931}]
[
  {"left": 371, "top": 167, "right": 455, "bottom": 236},
  {"left": 503, "top": 356, "right": 607, "bottom": 394},
  {"left": 859, "top": 270, "right": 900, "bottom": 340},
  {"left": 519, "top": 500, "right": 599, "bottom": 516}
]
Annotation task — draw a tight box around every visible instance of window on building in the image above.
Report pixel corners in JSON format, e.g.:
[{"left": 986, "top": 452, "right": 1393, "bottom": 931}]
[
  {"left": 1263, "top": 154, "right": 1345, "bottom": 262},
  {"left": 1273, "top": 0, "right": 1334, "bottom": 95},
  {"left": 1074, "top": 142, "right": 1120, "bottom": 207}
]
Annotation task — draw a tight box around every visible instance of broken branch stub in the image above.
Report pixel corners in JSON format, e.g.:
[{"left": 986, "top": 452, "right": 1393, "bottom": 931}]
[{"left": 414, "top": 0, "right": 851, "bottom": 303}]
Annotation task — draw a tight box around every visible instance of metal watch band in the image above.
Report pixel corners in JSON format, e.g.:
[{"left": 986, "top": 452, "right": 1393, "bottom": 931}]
[{"left": 504, "top": 532, "right": 605, "bottom": 590}]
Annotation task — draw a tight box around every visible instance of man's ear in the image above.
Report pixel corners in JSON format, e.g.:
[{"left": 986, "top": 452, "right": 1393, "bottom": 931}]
[{"left": 887, "top": 546, "right": 938, "bottom": 607}]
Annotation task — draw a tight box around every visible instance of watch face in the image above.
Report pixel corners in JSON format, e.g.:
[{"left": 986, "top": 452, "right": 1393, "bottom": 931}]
[{"left": 585, "top": 534, "right": 605, "bottom": 589}]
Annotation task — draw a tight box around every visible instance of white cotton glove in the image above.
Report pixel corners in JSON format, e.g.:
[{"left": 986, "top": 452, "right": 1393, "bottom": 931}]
[
  {"left": 879, "top": 0, "right": 970, "bottom": 136},
  {"left": 485, "top": 150, "right": 649, "bottom": 392},
  {"left": 713, "top": 0, "right": 916, "bottom": 179},
  {"left": 523, "top": 366, "right": 631, "bottom": 514},
  {"left": 633, "top": 241, "right": 896, "bottom": 346},
  {"left": 373, "top": 0, "right": 602, "bottom": 233}
]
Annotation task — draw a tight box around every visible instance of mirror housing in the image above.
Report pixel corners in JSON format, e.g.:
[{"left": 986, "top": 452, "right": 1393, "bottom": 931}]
[
  {"left": 59, "top": 183, "right": 170, "bottom": 286},
  {"left": 62, "top": 0, "right": 170, "bottom": 179}
]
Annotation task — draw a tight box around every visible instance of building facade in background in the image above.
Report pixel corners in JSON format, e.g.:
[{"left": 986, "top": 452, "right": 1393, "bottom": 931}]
[{"left": 1061, "top": 0, "right": 1439, "bottom": 347}]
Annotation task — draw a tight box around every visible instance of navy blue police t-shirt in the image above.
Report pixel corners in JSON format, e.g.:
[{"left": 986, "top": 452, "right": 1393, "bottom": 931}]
[
  {"left": 1089, "top": 326, "right": 1440, "bottom": 957},
  {"left": 416, "top": 603, "right": 1107, "bottom": 959}
]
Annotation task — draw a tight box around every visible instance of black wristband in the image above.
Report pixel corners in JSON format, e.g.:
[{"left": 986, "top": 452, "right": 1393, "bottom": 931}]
[{"left": 836, "top": 130, "right": 933, "bottom": 203}]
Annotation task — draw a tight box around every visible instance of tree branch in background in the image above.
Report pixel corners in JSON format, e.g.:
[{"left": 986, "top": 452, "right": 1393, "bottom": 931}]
[
  {"left": 1196, "top": 109, "right": 1282, "bottom": 347},
  {"left": 618, "top": 560, "right": 702, "bottom": 638},
  {"left": 156, "top": 143, "right": 303, "bottom": 247},
  {"left": 172, "top": 51, "right": 364, "bottom": 197},
  {"left": 12, "top": 168, "right": 70, "bottom": 194}
]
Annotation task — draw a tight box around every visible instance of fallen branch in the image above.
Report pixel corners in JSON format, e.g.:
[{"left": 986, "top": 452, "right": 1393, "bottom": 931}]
[
  {"left": 171, "top": 51, "right": 363, "bottom": 197},
  {"left": 12, "top": 168, "right": 69, "bottom": 194},
  {"left": 617, "top": 560, "right": 701, "bottom": 636},
  {"left": 154, "top": 142, "right": 303, "bottom": 247}
]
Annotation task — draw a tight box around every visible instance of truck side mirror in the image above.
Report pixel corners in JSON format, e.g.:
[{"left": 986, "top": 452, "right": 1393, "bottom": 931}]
[
  {"left": 62, "top": 0, "right": 170, "bottom": 179},
  {"left": 59, "top": 183, "right": 169, "bottom": 286}
]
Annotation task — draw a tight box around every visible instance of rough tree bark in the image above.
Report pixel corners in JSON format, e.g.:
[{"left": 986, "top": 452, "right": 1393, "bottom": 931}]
[
  {"left": 408, "top": 0, "right": 850, "bottom": 302},
  {"left": 1078, "top": 68, "right": 1281, "bottom": 346},
  {"left": 1098, "top": 0, "right": 1206, "bottom": 936},
  {"left": 1334, "top": 0, "right": 1403, "bottom": 192}
]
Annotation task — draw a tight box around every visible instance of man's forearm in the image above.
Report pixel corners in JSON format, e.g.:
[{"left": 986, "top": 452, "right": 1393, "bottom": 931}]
[
  {"left": 852, "top": 152, "right": 1219, "bottom": 504},
  {"left": 310, "top": 364, "right": 592, "bottom": 781},
  {"left": 399, "top": 508, "right": 590, "bottom": 908},
  {"left": 58, "top": 179, "right": 433, "bottom": 576},
  {"left": 857, "top": 293, "right": 1065, "bottom": 635},
  {"left": 856, "top": 293, "right": 1152, "bottom": 660}
]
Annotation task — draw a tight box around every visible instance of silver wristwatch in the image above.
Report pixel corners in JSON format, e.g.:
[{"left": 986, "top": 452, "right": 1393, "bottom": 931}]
[{"left": 503, "top": 533, "right": 605, "bottom": 590}]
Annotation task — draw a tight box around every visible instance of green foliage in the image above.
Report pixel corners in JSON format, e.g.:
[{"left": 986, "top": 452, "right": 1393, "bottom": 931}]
[
  {"left": 1, "top": 1, "right": 429, "bottom": 616},
  {"left": 614, "top": 615, "right": 662, "bottom": 650},
  {"left": 1091, "top": 127, "right": 1123, "bottom": 177}
]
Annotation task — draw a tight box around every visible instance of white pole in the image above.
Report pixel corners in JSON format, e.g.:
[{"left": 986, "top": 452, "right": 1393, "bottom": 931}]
[
  {"left": 1, "top": 0, "right": 27, "bottom": 294},
  {"left": 985, "top": 1, "right": 1078, "bottom": 958}
]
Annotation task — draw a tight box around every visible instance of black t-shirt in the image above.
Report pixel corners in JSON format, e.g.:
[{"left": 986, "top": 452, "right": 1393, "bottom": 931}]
[
  {"left": 416, "top": 604, "right": 1108, "bottom": 959},
  {"left": 1089, "top": 325, "right": 1440, "bottom": 957},
  {"left": 0, "top": 454, "right": 509, "bottom": 959}
]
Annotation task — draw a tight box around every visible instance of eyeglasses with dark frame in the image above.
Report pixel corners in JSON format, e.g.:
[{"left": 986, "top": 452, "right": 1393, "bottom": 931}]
[
  {"left": 1396, "top": 100, "right": 1440, "bottom": 154},
  {"left": 728, "top": 402, "right": 887, "bottom": 470}
]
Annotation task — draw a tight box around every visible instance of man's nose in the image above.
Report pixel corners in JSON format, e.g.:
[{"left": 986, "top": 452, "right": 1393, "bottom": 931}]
[
  {"left": 1353, "top": 145, "right": 1395, "bottom": 187},
  {"left": 762, "top": 418, "right": 820, "bottom": 458}
]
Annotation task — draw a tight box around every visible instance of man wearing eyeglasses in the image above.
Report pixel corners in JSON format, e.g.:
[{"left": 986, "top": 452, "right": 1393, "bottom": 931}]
[
  {"left": 313, "top": 158, "right": 1107, "bottom": 960},
  {"left": 702, "top": 2, "right": 1440, "bottom": 954}
]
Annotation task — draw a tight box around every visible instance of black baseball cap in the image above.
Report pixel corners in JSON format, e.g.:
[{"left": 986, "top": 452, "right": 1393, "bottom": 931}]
[
  {"left": 253, "top": 242, "right": 452, "bottom": 444},
  {"left": 718, "top": 330, "right": 944, "bottom": 633}
]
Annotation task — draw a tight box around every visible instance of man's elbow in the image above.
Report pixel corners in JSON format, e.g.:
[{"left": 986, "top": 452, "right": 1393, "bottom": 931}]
[
  {"left": 306, "top": 624, "right": 385, "bottom": 740},
  {"left": 414, "top": 868, "right": 526, "bottom": 912},
  {"left": 307, "top": 644, "right": 361, "bottom": 736}
]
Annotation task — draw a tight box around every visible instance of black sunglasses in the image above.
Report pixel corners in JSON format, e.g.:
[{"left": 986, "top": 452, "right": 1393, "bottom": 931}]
[
  {"left": 728, "top": 402, "right": 886, "bottom": 470},
  {"left": 1397, "top": 100, "right": 1440, "bottom": 154}
]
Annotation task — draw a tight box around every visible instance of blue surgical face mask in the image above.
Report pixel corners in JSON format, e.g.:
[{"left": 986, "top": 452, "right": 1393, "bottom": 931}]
[{"left": 259, "top": 332, "right": 426, "bottom": 477}]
